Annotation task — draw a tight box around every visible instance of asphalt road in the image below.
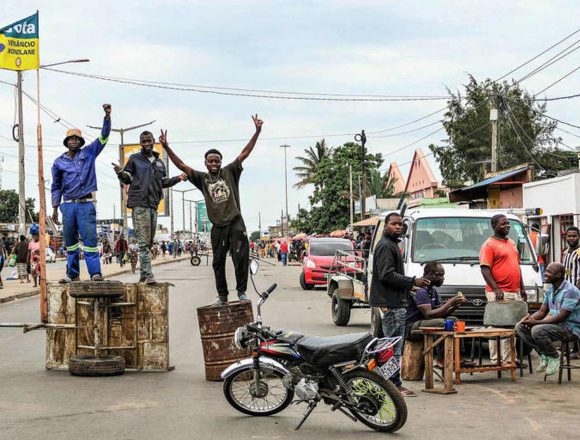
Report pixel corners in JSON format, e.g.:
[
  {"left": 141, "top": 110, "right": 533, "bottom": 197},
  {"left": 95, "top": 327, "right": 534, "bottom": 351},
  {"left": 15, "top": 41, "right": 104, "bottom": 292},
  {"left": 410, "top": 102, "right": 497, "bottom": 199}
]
[{"left": 0, "top": 259, "right": 578, "bottom": 440}]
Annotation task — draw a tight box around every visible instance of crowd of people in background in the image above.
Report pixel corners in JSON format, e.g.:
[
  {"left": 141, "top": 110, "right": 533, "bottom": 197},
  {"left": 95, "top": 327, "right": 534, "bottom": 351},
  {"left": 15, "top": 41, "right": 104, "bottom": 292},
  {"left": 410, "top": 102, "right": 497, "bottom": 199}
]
[{"left": 249, "top": 230, "right": 374, "bottom": 266}]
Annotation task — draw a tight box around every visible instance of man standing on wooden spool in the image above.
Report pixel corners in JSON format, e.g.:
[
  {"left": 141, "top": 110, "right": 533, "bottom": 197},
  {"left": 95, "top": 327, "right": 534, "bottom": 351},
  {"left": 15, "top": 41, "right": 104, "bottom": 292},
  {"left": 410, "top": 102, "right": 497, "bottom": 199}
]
[
  {"left": 51, "top": 104, "right": 112, "bottom": 283},
  {"left": 112, "top": 131, "right": 187, "bottom": 284},
  {"left": 160, "top": 115, "right": 263, "bottom": 305}
]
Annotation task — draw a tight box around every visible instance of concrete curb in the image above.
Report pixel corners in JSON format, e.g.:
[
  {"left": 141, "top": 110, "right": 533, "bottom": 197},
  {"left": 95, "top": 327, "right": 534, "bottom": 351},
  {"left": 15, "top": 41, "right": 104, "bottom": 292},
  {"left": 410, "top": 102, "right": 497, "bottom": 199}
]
[{"left": 0, "top": 256, "right": 192, "bottom": 305}]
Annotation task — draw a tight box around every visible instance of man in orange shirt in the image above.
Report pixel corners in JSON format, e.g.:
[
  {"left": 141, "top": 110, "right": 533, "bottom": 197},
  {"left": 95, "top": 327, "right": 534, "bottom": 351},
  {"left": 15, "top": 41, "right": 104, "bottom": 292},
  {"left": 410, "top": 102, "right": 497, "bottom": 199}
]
[{"left": 480, "top": 214, "right": 527, "bottom": 364}]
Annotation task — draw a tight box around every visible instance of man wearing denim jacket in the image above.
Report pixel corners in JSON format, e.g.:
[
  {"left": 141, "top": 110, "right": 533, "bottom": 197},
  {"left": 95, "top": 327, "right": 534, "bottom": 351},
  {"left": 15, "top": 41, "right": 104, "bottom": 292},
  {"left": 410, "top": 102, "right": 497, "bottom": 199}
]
[
  {"left": 51, "top": 104, "right": 111, "bottom": 283},
  {"left": 369, "top": 212, "right": 430, "bottom": 397}
]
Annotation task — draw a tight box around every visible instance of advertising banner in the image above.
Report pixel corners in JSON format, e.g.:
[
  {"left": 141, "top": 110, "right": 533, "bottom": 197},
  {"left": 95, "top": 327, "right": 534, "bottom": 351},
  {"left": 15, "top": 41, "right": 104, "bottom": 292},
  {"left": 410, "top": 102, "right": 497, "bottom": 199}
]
[
  {"left": 196, "top": 201, "right": 211, "bottom": 232},
  {"left": 0, "top": 12, "right": 39, "bottom": 71}
]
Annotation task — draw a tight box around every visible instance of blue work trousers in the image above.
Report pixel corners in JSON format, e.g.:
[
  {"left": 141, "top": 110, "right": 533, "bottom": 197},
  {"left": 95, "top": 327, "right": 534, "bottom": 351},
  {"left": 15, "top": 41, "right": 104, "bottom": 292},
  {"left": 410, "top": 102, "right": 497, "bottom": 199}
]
[{"left": 60, "top": 202, "right": 101, "bottom": 278}]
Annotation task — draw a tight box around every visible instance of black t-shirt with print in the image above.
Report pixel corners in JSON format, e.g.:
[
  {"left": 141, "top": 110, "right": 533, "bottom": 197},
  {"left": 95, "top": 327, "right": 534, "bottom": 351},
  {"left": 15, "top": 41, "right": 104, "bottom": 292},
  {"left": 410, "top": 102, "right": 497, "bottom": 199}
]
[{"left": 187, "top": 158, "right": 243, "bottom": 227}]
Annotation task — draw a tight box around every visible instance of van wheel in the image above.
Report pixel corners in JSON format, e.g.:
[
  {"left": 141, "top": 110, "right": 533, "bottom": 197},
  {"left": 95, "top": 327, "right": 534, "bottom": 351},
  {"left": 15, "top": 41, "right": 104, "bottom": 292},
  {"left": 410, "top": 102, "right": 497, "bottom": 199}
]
[
  {"left": 370, "top": 307, "right": 384, "bottom": 338},
  {"left": 332, "top": 292, "right": 351, "bottom": 326},
  {"left": 300, "top": 272, "right": 314, "bottom": 290}
]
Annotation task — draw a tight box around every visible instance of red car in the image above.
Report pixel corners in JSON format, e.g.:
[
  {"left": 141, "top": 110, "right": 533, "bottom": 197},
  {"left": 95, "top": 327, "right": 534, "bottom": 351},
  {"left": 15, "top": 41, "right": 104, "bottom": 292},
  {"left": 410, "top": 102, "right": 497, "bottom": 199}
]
[{"left": 300, "top": 238, "right": 355, "bottom": 290}]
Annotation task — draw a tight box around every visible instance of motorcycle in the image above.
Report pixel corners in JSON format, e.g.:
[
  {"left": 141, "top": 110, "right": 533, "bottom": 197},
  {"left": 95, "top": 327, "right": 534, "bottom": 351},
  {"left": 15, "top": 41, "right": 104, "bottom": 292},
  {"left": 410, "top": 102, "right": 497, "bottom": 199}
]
[{"left": 221, "top": 260, "right": 407, "bottom": 433}]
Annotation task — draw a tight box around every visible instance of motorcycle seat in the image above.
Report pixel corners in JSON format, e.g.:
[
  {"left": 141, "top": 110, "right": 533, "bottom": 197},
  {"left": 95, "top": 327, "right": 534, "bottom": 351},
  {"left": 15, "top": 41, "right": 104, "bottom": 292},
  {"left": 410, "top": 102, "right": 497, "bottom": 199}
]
[
  {"left": 275, "top": 330, "right": 305, "bottom": 345},
  {"left": 296, "top": 332, "right": 373, "bottom": 368}
]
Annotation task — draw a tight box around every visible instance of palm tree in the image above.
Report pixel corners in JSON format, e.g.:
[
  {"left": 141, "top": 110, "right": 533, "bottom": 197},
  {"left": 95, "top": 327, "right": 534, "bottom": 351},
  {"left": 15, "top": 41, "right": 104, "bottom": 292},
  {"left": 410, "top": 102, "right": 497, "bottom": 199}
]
[
  {"left": 292, "top": 139, "right": 333, "bottom": 189},
  {"left": 367, "top": 169, "right": 397, "bottom": 198}
]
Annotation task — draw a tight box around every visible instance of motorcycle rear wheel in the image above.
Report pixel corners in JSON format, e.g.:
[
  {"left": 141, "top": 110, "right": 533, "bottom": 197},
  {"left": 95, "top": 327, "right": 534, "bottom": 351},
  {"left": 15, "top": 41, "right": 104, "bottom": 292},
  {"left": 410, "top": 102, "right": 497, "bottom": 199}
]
[
  {"left": 343, "top": 369, "right": 407, "bottom": 432},
  {"left": 223, "top": 367, "right": 294, "bottom": 416}
]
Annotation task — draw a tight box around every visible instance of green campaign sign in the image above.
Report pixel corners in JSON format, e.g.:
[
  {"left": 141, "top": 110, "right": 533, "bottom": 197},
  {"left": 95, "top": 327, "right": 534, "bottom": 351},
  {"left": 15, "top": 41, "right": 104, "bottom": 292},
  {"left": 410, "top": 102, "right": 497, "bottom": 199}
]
[{"left": 196, "top": 201, "right": 211, "bottom": 232}]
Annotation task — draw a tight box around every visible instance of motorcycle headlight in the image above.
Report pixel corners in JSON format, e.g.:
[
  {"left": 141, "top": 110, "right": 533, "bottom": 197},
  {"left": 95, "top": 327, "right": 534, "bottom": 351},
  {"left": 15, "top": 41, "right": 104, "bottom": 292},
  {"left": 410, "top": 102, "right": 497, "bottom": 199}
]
[
  {"left": 305, "top": 259, "right": 316, "bottom": 268},
  {"left": 234, "top": 327, "right": 247, "bottom": 350}
]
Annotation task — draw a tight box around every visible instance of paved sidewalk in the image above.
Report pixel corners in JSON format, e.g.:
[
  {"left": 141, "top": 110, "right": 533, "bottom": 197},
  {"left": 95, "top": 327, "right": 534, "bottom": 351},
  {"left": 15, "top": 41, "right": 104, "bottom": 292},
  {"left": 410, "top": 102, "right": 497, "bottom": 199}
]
[{"left": 0, "top": 255, "right": 191, "bottom": 304}]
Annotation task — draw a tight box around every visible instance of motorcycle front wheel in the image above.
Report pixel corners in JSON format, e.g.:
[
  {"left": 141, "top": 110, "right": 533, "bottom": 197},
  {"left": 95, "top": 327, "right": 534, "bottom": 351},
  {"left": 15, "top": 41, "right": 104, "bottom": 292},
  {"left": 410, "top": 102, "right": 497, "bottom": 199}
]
[
  {"left": 223, "top": 367, "right": 294, "bottom": 416},
  {"left": 343, "top": 369, "right": 407, "bottom": 432}
]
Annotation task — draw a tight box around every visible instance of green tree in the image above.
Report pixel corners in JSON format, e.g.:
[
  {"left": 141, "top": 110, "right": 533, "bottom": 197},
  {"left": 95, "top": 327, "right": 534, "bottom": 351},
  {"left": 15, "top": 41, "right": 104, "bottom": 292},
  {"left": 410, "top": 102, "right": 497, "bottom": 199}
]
[
  {"left": 367, "top": 169, "right": 397, "bottom": 198},
  {"left": 303, "top": 142, "right": 383, "bottom": 233},
  {"left": 429, "top": 75, "right": 565, "bottom": 184},
  {"left": 292, "top": 139, "right": 333, "bottom": 189},
  {"left": 249, "top": 230, "right": 261, "bottom": 241},
  {"left": 0, "top": 189, "right": 38, "bottom": 223}
]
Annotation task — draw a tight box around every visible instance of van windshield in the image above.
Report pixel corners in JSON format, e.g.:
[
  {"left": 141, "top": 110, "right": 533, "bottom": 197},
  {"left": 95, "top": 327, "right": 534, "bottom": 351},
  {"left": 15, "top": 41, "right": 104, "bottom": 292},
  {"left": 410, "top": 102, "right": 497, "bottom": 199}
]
[
  {"left": 310, "top": 241, "right": 352, "bottom": 256},
  {"left": 411, "top": 217, "right": 534, "bottom": 264}
]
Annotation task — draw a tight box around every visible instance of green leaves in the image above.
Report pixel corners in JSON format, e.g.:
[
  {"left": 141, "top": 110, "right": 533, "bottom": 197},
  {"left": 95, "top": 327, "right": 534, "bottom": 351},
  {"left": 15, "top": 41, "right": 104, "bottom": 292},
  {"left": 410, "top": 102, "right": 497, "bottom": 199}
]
[
  {"left": 0, "top": 190, "right": 37, "bottom": 223},
  {"left": 292, "top": 141, "right": 384, "bottom": 234},
  {"left": 431, "top": 75, "right": 566, "bottom": 184}
]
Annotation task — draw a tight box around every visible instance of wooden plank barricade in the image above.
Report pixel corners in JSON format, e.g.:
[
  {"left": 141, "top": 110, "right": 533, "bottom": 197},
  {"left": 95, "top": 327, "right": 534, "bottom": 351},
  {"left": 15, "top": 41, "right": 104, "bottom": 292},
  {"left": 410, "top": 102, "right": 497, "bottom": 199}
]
[{"left": 45, "top": 282, "right": 173, "bottom": 371}]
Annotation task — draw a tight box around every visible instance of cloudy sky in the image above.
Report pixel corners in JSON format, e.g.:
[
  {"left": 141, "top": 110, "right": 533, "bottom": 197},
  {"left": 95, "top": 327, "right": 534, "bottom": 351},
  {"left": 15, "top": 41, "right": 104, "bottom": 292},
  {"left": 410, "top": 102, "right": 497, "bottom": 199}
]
[{"left": 1, "top": 1, "right": 579, "bottom": 233}]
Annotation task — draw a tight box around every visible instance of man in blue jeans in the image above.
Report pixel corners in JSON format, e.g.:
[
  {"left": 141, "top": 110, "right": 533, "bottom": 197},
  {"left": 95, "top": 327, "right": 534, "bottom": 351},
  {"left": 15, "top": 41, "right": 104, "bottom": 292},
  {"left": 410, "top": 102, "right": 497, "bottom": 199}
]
[
  {"left": 369, "top": 212, "right": 430, "bottom": 397},
  {"left": 51, "top": 104, "right": 111, "bottom": 283}
]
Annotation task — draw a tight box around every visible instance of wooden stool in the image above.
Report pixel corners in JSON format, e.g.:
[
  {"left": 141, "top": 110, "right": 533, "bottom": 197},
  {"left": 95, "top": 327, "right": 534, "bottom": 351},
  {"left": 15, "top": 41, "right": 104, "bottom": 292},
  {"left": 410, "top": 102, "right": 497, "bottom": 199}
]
[
  {"left": 402, "top": 339, "right": 425, "bottom": 381},
  {"left": 544, "top": 337, "right": 580, "bottom": 384}
]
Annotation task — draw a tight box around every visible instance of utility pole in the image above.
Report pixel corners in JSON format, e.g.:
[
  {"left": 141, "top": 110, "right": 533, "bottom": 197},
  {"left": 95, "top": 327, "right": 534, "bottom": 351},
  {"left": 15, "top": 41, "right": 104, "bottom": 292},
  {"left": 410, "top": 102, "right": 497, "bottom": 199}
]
[
  {"left": 281, "top": 209, "right": 284, "bottom": 237},
  {"left": 490, "top": 102, "right": 499, "bottom": 174},
  {"left": 88, "top": 120, "right": 155, "bottom": 233},
  {"left": 258, "top": 211, "right": 262, "bottom": 237},
  {"left": 16, "top": 71, "right": 26, "bottom": 235},
  {"left": 349, "top": 164, "right": 354, "bottom": 231},
  {"left": 280, "top": 144, "right": 290, "bottom": 232},
  {"left": 172, "top": 188, "right": 195, "bottom": 236},
  {"left": 355, "top": 130, "right": 367, "bottom": 220}
]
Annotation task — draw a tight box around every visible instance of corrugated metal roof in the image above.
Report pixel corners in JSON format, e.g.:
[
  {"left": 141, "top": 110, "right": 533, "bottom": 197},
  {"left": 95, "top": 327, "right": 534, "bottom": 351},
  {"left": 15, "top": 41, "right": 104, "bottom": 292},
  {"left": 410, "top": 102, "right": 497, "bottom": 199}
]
[{"left": 456, "top": 166, "right": 529, "bottom": 192}]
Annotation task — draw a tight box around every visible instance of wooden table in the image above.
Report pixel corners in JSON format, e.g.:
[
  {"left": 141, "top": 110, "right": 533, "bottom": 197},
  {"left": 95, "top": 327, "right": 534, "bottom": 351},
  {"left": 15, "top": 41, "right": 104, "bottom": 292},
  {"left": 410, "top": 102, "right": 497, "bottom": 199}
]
[{"left": 421, "top": 327, "right": 517, "bottom": 395}]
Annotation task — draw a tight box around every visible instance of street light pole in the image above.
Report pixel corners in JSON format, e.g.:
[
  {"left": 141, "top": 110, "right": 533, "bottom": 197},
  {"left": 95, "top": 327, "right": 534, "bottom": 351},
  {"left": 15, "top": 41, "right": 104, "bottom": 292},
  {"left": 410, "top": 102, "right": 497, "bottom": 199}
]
[
  {"left": 172, "top": 188, "right": 195, "bottom": 236},
  {"left": 354, "top": 130, "right": 367, "bottom": 220},
  {"left": 35, "top": 58, "right": 90, "bottom": 322},
  {"left": 16, "top": 71, "right": 25, "bottom": 235},
  {"left": 280, "top": 144, "right": 290, "bottom": 234}
]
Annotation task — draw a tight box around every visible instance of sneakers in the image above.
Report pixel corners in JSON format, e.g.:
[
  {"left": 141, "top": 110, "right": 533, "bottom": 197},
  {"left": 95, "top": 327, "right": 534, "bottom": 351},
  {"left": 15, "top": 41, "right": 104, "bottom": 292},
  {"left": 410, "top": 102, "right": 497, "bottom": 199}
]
[
  {"left": 91, "top": 274, "right": 104, "bottom": 282},
  {"left": 398, "top": 386, "right": 417, "bottom": 397},
  {"left": 536, "top": 354, "right": 548, "bottom": 373},
  {"left": 59, "top": 276, "right": 80, "bottom": 284},
  {"left": 238, "top": 293, "right": 249, "bottom": 302},
  {"left": 144, "top": 276, "right": 156, "bottom": 284},
  {"left": 213, "top": 297, "right": 228, "bottom": 306},
  {"left": 545, "top": 356, "right": 561, "bottom": 376}
]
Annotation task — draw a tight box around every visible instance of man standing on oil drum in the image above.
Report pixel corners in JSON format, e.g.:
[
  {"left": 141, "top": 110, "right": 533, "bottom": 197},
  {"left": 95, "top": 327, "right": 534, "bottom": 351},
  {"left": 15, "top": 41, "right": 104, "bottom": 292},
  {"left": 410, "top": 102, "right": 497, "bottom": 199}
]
[
  {"left": 51, "top": 104, "right": 112, "bottom": 283},
  {"left": 160, "top": 115, "right": 263, "bottom": 305},
  {"left": 113, "top": 131, "right": 187, "bottom": 284}
]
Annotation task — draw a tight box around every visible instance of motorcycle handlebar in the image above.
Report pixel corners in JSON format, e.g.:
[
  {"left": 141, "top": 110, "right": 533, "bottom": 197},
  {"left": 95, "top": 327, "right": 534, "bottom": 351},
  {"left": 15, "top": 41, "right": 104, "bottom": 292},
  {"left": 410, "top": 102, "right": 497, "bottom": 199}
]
[{"left": 265, "top": 283, "right": 277, "bottom": 295}]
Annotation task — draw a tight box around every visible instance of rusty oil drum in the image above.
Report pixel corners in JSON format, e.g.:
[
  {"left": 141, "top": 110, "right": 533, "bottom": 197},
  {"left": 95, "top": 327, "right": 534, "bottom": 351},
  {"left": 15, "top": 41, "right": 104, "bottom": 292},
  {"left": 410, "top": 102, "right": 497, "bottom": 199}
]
[{"left": 197, "top": 301, "right": 254, "bottom": 381}]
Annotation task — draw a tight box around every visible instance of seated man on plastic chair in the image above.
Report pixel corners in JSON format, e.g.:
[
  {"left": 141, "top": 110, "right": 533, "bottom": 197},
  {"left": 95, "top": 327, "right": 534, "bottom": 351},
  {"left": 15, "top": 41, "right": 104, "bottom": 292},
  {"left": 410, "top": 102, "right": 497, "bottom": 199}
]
[
  {"left": 516, "top": 262, "right": 580, "bottom": 376},
  {"left": 405, "top": 262, "right": 467, "bottom": 366}
]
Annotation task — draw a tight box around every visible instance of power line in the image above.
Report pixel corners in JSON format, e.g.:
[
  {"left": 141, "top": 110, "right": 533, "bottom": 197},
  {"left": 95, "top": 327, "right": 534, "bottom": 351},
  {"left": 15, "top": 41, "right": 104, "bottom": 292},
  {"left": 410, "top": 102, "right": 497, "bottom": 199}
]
[
  {"left": 516, "top": 39, "right": 580, "bottom": 84},
  {"left": 495, "top": 26, "right": 580, "bottom": 81},
  {"left": 371, "top": 120, "right": 442, "bottom": 139},
  {"left": 535, "top": 65, "right": 580, "bottom": 96},
  {"left": 43, "top": 68, "right": 449, "bottom": 103},
  {"left": 534, "top": 93, "right": 580, "bottom": 101},
  {"left": 42, "top": 67, "right": 450, "bottom": 99},
  {"left": 380, "top": 126, "right": 446, "bottom": 158}
]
